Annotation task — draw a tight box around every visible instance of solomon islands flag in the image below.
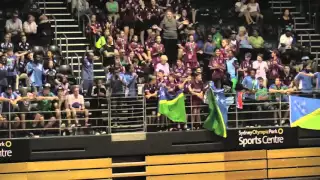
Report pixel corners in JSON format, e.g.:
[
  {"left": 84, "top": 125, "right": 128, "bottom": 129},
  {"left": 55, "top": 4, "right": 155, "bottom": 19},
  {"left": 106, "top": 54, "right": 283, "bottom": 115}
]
[
  {"left": 203, "top": 82, "right": 227, "bottom": 138},
  {"left": 290, "top": 96, "right": 320, "bottom": 130},
  {"left": 158, "top": 87, "right": 187, "bottom": 123}
]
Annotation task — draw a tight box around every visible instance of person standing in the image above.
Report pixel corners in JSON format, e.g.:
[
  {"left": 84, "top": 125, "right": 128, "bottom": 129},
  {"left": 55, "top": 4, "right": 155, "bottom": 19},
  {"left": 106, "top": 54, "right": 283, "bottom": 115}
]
[{"left": 153, "top": 9, "right": 187, "bottom": 65}]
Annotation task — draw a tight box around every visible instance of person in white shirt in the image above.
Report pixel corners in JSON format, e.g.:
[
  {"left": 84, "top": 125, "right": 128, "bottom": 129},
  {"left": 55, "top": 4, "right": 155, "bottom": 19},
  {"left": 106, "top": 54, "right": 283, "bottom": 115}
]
[
  {"left": 252, "top": 53, "right": 268, "bottom": 86},
  {"left": 66, "top": 85, "right": 90, "bottom": 127},
  {"left": 278, "top": 28, "right": 293, "bottom": 49},
  {"left": 247, "top": 0, "right": 263, "bottom": 22},
  {"left": 155, "top": 55, "right": 170, "bottom": 76},
  {"left": 235, "top": 0, "right": 254, "bottom": 25}
]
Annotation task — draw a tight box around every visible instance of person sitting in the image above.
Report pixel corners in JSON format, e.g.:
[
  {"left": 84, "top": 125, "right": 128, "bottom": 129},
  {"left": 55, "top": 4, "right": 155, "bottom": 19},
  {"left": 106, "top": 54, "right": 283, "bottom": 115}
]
[
  {"left": 237, "top": 26, "right": 252, "bottom": 49},
  {"left": 235, "top": 0, "right": 254, "bottom": 25},
  {"left": 279, "top": 9, "right": 294, "bottom": 32},
  {"left": 247, "top": 0, "right": 263, "bottom": 23},
  {"left": 66, "top": 85, "right": 90, "bottom": 127},
  {"left": 249, "top": 29, "right": 264, "bottom": 51},
  {"left": 278, "top": 27, "right": 293, "bottom": 51}
]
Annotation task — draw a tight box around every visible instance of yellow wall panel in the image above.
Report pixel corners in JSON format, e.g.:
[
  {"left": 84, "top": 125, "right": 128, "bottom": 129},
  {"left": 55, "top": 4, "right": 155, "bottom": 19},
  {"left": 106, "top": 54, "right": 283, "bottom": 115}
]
[
  {"left": 268, "top": 157, "right": 320, "bottom": 168},
  {"left": 146, "top": 170, "right": 267, "bottom": 180},
  {"left": 27, "top": 168, "right": 112, "bottom": 180},
  {"left": 146, "top": 150, "right": 266, "bottom": 165},
  {"left": 0, "top": 173, "right": 28, "bottom": 180},
  {"left": 269, "top": 167, "right": 320, "bottom": 178},
  {"left": 0, "top": 162, "right": 28, "bottom": 173},
  {"left": 146, "top": 160, "right": 266, "bottom": 175},
  {"left": 268, "top": 147, "right": 320, "bottom": 159},
  {"left": 27, "top": 158, "right": 111, "bottom": 172}
]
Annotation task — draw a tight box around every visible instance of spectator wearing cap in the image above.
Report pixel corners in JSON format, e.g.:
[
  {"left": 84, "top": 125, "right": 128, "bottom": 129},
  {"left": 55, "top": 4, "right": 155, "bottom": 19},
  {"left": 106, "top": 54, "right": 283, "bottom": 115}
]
[
  {"left": 278, "top": 27, "right": 293, "bottom": 50},
  {"left": 5, "top": 12, "right": 22, "bottom": 45},
  {"left": 27, "top": 53, "right": 44, "bottom": 90},
  {"left": 66, "top": 85, "right": 90, "bottom": 127},
  {"left": 0, "top": 34, "right": 14, "bottom": 54},
  {"left": 0, "top": 85, "right": 21, "bottom": 129},
  {"left": 23, "top": 14, "right": 37, "bottom": 46},
  {"left": 155, "top": 55, "right": 170, "bottom": 76},
  {"left": 36, "top": 83, "right": 58, "bottom": 129},
  {"left": 0, "top": 59, "right": 8, "bottom": 94}
]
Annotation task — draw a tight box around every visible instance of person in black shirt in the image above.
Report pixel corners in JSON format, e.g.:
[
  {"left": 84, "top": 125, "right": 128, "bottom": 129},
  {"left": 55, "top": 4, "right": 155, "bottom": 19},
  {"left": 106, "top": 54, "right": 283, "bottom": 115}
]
[
  {"left": 17, "top": 53, "right": 29, "bottom": 88},
  {"left": 103, "top": 35, "right": 116, "bottom": 68},
  {"left": 18, "top": 35, "right": 31, "bottom": 53},
  {"left": 44, "top": 60, "right": 57, "bottom": 91},
  {"left": 0, "top": 58, "right": 8, "bottom": 94},
  {"left": 91, "top": 79, "right": 108, "bottom": 132}
]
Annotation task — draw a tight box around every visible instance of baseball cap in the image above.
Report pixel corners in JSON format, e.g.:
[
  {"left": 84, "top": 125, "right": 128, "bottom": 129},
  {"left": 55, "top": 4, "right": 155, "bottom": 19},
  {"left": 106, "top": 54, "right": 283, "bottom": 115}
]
[{"left": 43, "top": 83, "right": 51, "bottom": 89}]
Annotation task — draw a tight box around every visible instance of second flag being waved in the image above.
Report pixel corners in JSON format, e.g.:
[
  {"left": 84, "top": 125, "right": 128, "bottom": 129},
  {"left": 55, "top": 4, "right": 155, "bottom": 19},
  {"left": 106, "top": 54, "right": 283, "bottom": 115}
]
[{"left": 203, "top": 82, "right": 227, "bottom": 138}]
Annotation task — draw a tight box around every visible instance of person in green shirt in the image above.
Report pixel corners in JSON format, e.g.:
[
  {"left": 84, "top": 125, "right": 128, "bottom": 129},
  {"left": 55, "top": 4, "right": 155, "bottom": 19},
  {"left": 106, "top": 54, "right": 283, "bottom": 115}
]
[
  {"left": 35, "top": 84, "right": 58, "bottom": 129},
  {"left": 211, "top": 26, "right": 223, "bottom": 49},
  {"left": 249, "top": 29, "right": 264, "bottom": 49},
  {"left": 106, "top": 0, "right": 119, "bottom": 23}
]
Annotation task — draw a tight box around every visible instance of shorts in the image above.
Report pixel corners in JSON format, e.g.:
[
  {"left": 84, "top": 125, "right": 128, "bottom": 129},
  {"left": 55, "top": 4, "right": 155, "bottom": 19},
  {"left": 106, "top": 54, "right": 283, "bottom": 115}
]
[
  {"left": 191, "top": 95, "right": 203, "bottom": 107},
  {"left": 122, "top": 19, "right": 135, "bottom": 29},
  {"left": 40, "top": 112, "right": 55, "bottom": 120}
]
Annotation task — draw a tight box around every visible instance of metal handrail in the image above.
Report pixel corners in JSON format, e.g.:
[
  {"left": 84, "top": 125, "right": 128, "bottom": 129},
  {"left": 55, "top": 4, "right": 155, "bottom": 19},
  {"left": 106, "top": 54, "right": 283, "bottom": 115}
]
[
  {"left": 48, "top": 15, "right": 58, "bottom": 46},
  {"left": 75, "top": 53, "right": 81, "bottom": 85},
  {"left": 82, "top": 14, "right": 91, "bottom": 37},
  {"left": 299, "top": 30, "right": 311, "bottom": 48},
  {"left": 42, "top": 0, "right": 46, "bottom": 14},
  {"left": 62, "top": 34, "right": 68, "bottom": 63}
]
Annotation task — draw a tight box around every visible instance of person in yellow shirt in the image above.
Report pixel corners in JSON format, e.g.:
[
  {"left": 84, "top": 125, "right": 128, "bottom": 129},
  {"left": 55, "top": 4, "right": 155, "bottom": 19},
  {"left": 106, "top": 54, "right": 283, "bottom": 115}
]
[{"left": 249, "top": 29, "right": 264, "bottom": 49}]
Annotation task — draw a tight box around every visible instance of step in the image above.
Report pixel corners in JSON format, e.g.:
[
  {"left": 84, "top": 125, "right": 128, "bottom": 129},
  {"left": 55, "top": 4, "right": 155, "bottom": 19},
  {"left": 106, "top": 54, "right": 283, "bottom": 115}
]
[
  {"left": 55, "top": 31, "right": 82, "bottom": 34},
  {"left": 271, "top": 6, "right": 295, "bottom": 9},
  {"left": 51, "top": 25, "right": 79, "bottom": 28},
  {"left": 299, "top": 40, "right": 320, "bottom": 42},
  {"left": 55, "top": 37, "right": 86, "bottom": 40},
  {"left": 112, "top": 172, "right": 147, "bottom": 178},
  {"left": 293, "top": 17, "right": 305, "bottom": 20},
  {"left": 50, "top": 19, "right": 75, "bottom": 22},
  {"left": 40, "top": 7, "right": 67, "bottom": 10},
  {"left": 74, "top": 69, "right": 105, "bottom": 73},
  {"left": 274, "top": 11, "right": 300, "bottom": 15},
  {"left": 295, "top": 22, "right": 309, "bottom": 25},
  {"left": 94, "top": 76, "right": 106, "bottom": 79},
  {"left": 298, "top": 34, "right": 320, "bottom": 36},
  {"left": 112, "top": 162, "right": 146, "bottom": 168},
  {"left": 59, "top": 43, "right": 90, "bottom": 46},
  {"left": 46, "top": 13, "right": 71, "bottom": 16},
  {"left": 62, "top": 50, "right": 87, "bottom": 53},
  {"left": 269, "top": 1, "right": 291, "bottom": 3},
  {"left": 295, "top": 28, "right": 315, "bottom": 31},
  {"left": 38, "top": 1, "right": 64, "bottom": 4}
]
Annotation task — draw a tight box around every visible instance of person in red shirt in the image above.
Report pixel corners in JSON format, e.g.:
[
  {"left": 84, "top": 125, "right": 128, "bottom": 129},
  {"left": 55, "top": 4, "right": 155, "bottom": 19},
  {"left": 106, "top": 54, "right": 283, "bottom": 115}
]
[
  {"left": 151, "top": 35, "right": 165, "bottom": 66},
  {"left": 115, "top": 30, "right": 128, "bottom": 54},
  {"left": 188, "top": 73, "right": 204, "bottom": 130},
  {"left": 128, "top": 35, "right": 149, "bottom": 61},
  {"left": 209, "top": 49, "right": 226, "bottom": 88},
  {"left": 183, "top": 34, "right": 203, "bottom": 69}
]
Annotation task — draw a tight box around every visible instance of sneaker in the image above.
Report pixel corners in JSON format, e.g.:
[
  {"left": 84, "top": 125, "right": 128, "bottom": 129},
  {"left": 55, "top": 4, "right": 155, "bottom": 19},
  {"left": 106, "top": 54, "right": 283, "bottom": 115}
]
[
  {"left": 95, "top": 132, "right": 100, "bottom": 135},
  {"left": 101, "top": 131, "right": 107, "bottom": 135},
  {"left": 61, "top": 123, "right": 66, "bottom": 129},
  {"left": 62, "top": 131, "right": 67, "bottom": 136}
]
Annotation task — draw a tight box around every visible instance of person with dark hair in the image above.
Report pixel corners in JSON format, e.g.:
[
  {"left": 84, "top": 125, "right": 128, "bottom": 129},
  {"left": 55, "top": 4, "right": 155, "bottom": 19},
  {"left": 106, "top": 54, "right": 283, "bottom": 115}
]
[
  {"left": 188, "top": 73, "right": 204, "bottom": 130},
  {"left": 226, "top": 50, "right": 239, "bottom": 91},
  {"left": 209, "top": 49, "right": 225, "bottom": 89},
  {"left": 268, "top": 57, "right": 283, "bottom": 87},
  {"left": 279, "top": 9, "right": 294, "bottom": 32},
  {"left": 124, "top": 64, "right": 138, "bottom": 97},
  {"left": 37, "top": 15, "right": 52, "bottom": 47},
  {"left": 294, "top": 65, "right": 313, "bottom": 93},
  {"left": 82, "top": 53, "right": 95, "bottom": 94},
  {"left": 0, "top": 34, "right": 14, "bottom": 54},
  {"left": 242, "top": 69, "right": 258, "bottom": 100},
  {"left": 183, "top": 34, "right": 202, "bottom": 69},
  {"left": 1, "top": 85, "right": 21, "bottom": 130},
  {"left": 238, "top": 52, "right": 252, "bottom": 82},
  {"left": 0, "top": 58, "right": 8, "bottom": 94},
  {"left": 27, "top": 53, "right": 44, "bottom": 90},
  {"left": 252, "top": 53, "right": 268, "bottom": 86}
]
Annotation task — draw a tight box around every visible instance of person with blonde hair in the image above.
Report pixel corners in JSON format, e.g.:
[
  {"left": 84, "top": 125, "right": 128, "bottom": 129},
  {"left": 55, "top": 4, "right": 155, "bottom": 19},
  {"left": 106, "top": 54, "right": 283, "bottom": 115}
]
[
  {"left": 237, "top": 26, "right": 252, "bottom": 49},
  {"left": 155, "top": 55, "right": 170, "bottom": 75}
]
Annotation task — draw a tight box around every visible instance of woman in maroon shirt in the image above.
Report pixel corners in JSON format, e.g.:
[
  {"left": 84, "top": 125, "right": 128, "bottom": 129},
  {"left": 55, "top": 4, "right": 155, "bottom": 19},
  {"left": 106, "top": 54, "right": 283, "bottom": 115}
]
[
  {"left": 209, "top": 49, "right": 226, "bottom": 88},
  {"left": 188, "top": 73, "right": 204, "bottom": 130}
]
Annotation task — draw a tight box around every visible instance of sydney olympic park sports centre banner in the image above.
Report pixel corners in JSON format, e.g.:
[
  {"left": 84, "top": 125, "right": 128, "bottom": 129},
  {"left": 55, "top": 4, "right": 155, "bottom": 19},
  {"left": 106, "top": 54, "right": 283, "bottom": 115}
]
[
  {"left": 0, "top": 127, "right": 309, "bottom": 163},
  {"left": 226, "top": 127, "right": 299, "bottom": 150}
]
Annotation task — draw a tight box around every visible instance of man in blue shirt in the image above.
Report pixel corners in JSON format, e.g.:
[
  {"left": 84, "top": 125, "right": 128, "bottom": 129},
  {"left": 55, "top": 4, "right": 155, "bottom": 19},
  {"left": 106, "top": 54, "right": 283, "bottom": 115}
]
[
  {"left": 242, "top": 69, "right": 258, "bottom": 100},
  {"left": 1, "top": 85, "right": 21, "bottom": 129},
  {"left": 124, "top": 64, "right": 138, "bottom": 97},
  {"left": 226, "top": 50, "right": 239, "bottom": 92},
  {"left": 294, "top": 66, "right": 313, "bottom": 93},
  {"left": 82, "top": 53, "right": 94, "bottom": 94},
  {"left": 27, "top": 53, "right": 44, "bottom": 90}
]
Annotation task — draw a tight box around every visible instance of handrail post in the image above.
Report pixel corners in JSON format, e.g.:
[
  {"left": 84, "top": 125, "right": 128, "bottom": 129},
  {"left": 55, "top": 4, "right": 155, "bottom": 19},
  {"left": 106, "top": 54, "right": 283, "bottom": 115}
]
[
  {"left": 75, "top": 53, "right": 81, "bottom": 85},
  {"left": 43, "top": 0, "right": 46, "bottom": 14},
  {"left": 71, "top": 57, "right": 74, "bottom": 72},
  {"left": 143, "top": 96, "right": 147, "bottom": 132},
  {"left": 77, "top": 0, "right": 80, "bottom": 23},
  {"left": 108, "top": 96, "right": 112, "bottom": 134},
  {"left": 235, "top": 93, "right": 238, "bottom": 128},
  {"left": 62, "top": 34, "right": 69, "bottom": 63},
  {"left": 49, "top": 15, "right": 58, "bottom": 45}
]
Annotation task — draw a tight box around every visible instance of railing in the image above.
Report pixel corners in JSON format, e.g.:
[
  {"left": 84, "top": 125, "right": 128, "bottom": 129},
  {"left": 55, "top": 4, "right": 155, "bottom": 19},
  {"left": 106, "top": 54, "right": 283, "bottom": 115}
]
[
  {"left": 1, "top": 91, "right": 318, "bottom": 139},
  {"left": 82, "top": 14, "right": 91, "bottom": 37},
  {"left": 47, "top": 15, "right": 58, "bottom": 46},
  {"left": 75, "top": 53, "right": 81, "bottom": 85},
  {"left": 58, "top": 33, "right": 69, "bottom": 63}
]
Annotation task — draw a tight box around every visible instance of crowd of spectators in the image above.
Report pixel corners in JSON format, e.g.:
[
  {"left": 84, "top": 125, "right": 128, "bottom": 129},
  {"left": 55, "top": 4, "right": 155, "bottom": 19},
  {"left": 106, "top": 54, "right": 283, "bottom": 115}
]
[{"left": 0, "top": 0, "right": 319, "bottom": 137}]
